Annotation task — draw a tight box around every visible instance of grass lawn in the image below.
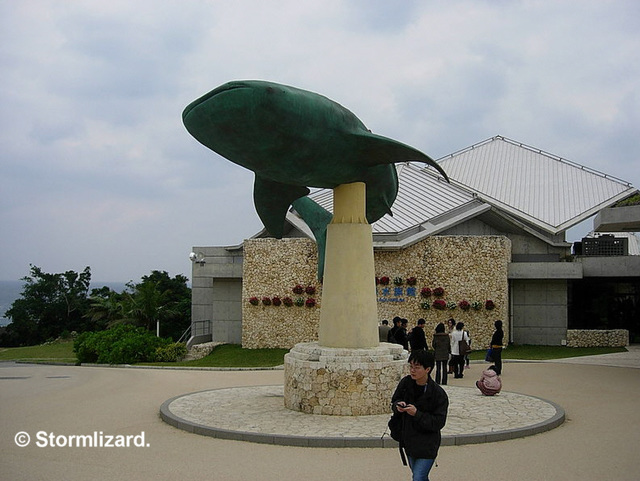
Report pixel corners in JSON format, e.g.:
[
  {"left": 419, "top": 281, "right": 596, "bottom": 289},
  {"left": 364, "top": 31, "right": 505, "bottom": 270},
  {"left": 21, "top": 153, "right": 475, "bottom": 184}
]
[
  {"left": 0, "top": 340, "right": 628, "bottom": 366},
  {"left": 0, "top": 340, "right": 77, "bottom": 363},
  {"left": 143, "top": 344, "right": 290, "bottom": 368}
]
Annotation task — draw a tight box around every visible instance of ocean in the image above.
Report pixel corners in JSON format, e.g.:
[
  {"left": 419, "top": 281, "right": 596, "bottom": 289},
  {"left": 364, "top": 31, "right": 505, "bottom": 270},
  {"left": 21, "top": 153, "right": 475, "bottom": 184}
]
[{"left": 0, "top": 280, "right": 128, "bottom": 327}]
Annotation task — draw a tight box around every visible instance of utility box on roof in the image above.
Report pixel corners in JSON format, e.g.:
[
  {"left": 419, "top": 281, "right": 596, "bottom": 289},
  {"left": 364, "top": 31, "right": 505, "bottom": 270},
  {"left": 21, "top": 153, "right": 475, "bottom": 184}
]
[{"left": 582, "top": 235, "right": 628, "bottom": 256}]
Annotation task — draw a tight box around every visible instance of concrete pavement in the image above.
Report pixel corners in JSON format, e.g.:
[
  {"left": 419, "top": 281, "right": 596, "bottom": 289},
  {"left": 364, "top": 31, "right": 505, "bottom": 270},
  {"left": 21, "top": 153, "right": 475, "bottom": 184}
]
[
  {"left": 1, "top": 347, "right": 639, "bottom": 481},
  {"left": 161, "top": 384, "right": 564, "bottom": 447}
]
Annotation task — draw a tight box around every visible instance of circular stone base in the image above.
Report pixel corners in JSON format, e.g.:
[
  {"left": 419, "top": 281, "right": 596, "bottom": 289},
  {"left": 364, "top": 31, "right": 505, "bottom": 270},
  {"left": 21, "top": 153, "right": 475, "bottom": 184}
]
[
  {"left": 284, "top": 342, "right": 408, "bottom": 415},
  {"left": 160, "top": 384, "right": 565, "bottom": 447}
]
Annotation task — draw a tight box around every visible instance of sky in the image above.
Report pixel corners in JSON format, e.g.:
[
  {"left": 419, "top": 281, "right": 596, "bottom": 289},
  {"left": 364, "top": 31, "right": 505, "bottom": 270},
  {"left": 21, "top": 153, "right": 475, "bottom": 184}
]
[{"left": 1, "top": 0, "right": 638, "bottom": 283}]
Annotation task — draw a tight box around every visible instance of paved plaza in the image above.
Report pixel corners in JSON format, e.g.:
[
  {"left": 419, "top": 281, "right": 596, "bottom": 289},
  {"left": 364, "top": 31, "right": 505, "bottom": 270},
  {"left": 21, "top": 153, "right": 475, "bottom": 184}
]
[
  {"left": 161, "top": 384, "right": 563, "bottom": 447},
  {"left": 1, "top": 346, "right": 639, "bottom": 481}
]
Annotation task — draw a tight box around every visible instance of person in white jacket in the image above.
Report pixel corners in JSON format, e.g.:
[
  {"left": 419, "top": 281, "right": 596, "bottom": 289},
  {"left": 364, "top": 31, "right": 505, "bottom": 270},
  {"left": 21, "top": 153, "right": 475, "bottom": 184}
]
[
  {"left": 476, "top": 365, "right": 502, "bottom": 396},
  {"left": 450, "top": 322, "right": 470, "bottom": 378}
]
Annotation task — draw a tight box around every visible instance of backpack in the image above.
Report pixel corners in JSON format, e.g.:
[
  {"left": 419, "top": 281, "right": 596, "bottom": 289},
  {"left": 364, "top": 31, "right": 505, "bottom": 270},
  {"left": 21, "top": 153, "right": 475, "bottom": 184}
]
[{"left": 387, "top": 412, "right": 407, "bottom": 466}]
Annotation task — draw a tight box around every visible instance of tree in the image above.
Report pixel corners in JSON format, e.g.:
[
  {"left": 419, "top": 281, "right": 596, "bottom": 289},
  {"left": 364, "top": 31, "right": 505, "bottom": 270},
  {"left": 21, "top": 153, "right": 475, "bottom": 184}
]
[
  {"left": 84, "top": 270, "right": 191, "bottom": 341},
  {"left": 123, "top": 271, "right": 191, "bottom": 340},
  {"left": 85, "top": 287, "right": 126, "bottom": 330},
  {"left": 1, "top": 267, "right": 192, "bottom": 347},
  {"left": 1, "top": 265, "right": 92, "bottom": 346}
]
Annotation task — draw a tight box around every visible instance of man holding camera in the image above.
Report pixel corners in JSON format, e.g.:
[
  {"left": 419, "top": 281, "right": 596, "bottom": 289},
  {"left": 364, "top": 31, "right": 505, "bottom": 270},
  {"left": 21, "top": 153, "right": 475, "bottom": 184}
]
[{"left": 390, "top": 350, "right": 449, "bottom": 480}]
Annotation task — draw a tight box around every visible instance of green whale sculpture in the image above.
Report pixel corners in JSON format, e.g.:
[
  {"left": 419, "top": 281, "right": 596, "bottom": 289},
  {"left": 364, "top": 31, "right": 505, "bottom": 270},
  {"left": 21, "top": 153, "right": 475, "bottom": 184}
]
[{"left": 182, "top": 80, "right": 448, "bottom": 240}]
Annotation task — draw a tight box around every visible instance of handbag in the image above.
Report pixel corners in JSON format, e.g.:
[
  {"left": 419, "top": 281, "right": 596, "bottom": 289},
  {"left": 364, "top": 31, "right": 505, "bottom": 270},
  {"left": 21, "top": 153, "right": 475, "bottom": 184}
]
[
  {"left": 458, "top": 333, "right": 471, "bottom": 356},
  {"left": 485, "top": 348, "right": 494, "bottom": 362}
]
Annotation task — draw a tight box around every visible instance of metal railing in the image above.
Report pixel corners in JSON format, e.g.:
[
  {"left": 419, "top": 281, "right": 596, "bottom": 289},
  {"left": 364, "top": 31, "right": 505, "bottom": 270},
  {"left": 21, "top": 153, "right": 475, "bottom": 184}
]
[{"left": 178, "top": 319, "right": 212, "bottom": 344}]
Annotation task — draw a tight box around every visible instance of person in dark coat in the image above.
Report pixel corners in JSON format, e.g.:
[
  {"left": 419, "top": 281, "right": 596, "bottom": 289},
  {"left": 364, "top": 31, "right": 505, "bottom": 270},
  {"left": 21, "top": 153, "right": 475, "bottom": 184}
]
[
  {"left": 431, "top": 322, "right": 451, "bottom": 385},
  {"left": 408, "top": 318, "right": 428, "bottom": 351},
  {"left": 391, "top": 349, "right": 449, "bottom": 480},
  {"left": 394, "top": 318, "right": 409, "bottom": 350},
  {"left": 388, "top": 316, "right": 402, "bottom": 343},
  {"left": 490, "top": 320, "right": 504, "bottom": 375}
]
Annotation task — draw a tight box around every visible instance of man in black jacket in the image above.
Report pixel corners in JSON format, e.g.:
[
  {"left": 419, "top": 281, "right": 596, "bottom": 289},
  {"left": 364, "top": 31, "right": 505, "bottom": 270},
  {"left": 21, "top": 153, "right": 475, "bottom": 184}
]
[
  {"left": 393, "top": 318, "right": 410, "bottom": 350},
  {"left": 390, "top": 350, "right": 448, "bottom": 479},
  {"left": 387, "top": 316, "right": 402, "bottom": 343},
  {"left": 408, "top": 318, "right": 428, "bottom": 351}
]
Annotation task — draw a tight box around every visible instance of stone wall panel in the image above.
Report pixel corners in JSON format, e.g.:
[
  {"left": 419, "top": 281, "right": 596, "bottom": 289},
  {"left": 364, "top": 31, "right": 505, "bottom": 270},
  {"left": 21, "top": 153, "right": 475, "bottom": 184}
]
[
  {"left": 566, "top": 329, "right": 629, "bottom": 347},
  {"left": 243, "top": 236, "right": 511, "bottom": 349}
]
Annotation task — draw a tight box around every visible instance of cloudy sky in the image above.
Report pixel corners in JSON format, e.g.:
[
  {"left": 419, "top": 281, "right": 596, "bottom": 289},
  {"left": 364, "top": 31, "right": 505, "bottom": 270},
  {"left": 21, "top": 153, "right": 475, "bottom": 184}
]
[{"left": 1, "top": 0, "right": 638, "bottom": 283}]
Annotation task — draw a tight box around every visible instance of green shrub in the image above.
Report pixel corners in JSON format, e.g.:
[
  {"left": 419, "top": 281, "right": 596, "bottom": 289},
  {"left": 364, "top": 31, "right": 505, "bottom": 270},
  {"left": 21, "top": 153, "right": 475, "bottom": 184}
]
[
  {"left": 73, "top": 324, "right": 171, "bottom": 364},
  {"left": 73, "top": 331, "right": 100, "bottom": 363},
  {"left": 155, "top": 342, "right": 188, "bottom": 362}
]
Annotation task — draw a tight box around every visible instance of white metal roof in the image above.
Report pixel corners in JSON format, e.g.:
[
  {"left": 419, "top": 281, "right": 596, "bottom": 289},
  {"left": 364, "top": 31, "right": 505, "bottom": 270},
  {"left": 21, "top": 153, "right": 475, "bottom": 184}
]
[
  {"left": 307, "top": 162, "right": 485, "bottom": 243},
  {"left": 292, "top": 136, "right": 638, "bottom": 244},
  {"left": 437, "top": 136, "right": 637, "bottom": 235}
]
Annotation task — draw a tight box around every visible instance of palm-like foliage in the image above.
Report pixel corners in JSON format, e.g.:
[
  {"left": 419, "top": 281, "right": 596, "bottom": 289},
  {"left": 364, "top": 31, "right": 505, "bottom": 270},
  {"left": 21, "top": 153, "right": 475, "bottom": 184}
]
[
  {"left": 122, "top": 280, "right": 179, "bottom": 331},
  {"left": 86, "top": 289, "right": 125, "bottom": 329}
]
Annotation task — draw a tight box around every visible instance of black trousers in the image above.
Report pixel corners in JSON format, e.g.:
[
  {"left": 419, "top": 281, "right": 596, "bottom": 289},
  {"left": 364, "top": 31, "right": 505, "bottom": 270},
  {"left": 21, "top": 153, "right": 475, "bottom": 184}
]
[
  {"left": 491, "top": 347, "right": 503, "bottom": 375},
  {"left": 435, "top": 360, "right": 448, "bottom": 385},
  {"left": 453, "top": 354, "right": 465, "bottom": 377}
]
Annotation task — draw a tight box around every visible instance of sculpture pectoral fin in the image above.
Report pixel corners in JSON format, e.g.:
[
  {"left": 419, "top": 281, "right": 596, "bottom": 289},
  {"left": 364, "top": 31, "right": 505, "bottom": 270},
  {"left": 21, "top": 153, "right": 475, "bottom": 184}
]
[
  {"left": 351, "top": 131, "right": 450, "bottom": 182},
  {"left": 254, "top": 175, "right": 310, "bottom": 238},
  {"left": 291, "top": 196, "right": 333, "bottom": 280}
]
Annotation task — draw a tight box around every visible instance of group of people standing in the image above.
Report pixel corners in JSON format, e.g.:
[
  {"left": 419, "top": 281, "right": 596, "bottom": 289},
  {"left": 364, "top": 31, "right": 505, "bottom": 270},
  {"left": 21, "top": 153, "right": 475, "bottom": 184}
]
[
  {"left": 381, "top": 317, "right": 478, "bottom": 385},
  {"left": 380, "top": 317, "right": 505, "bottom": 383},
  {"left": 380, "top": 316, "right": 429, "bottom": 351}
]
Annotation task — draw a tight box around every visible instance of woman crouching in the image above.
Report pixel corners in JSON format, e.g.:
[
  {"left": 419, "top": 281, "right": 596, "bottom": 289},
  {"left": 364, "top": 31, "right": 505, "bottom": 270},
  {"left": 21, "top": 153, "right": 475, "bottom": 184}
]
[{"left": 476, "top": 365, "right": 502, "bottom": 396}]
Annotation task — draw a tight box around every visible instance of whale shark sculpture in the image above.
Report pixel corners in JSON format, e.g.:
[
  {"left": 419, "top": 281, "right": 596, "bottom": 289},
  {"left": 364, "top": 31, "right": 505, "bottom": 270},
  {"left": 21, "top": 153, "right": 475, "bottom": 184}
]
[
  {"left": 183, "top": 80, "right": 448, "bottom": 276},
  {"left": 183, "top": 80, "right": 447, "bottom": 229}
]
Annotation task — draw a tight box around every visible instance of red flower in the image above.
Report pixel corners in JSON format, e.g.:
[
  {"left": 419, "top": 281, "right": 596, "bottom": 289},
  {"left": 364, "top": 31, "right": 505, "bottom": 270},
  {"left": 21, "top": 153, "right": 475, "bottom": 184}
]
[
  {"left": 407, "top": 277, "right": 417, "bottom": 286},
  {"left": 485, "top": 300, "right": 496, "bottom": 310},
  {"left": 458, "top": 300, "right": 470, "bottom": 311},
  {"left": 282, "top": 297, "right": 294, "bottom": 307},
  {"left": 272, "top": 296, "right": 282, "bottom": 306},
  {"left": 432, "top": 299, "right": 447, "bottom": 310},
  {"left": 420, "top": 287, "right": 432, "bottom": 298},
  {"left": 249, "top": 297, "right": 259, "bottom": 306},
  {"left": 433, "top": 287, "right": 445, "bottom": 297},
  {"left": 261, "top": 297, "right": 272, "bottom": 306},
  {"left": 305, "top": 298, "right": 316, "bottom": 308},
  {"left": 292, "top": 284, "right": 304, "bottom": 295},
  {"left": 379, "top": 276, "right": 390, "bottom": 285},
  {"left": 305, "top": 285, "right": 316, "bottom": 295}
]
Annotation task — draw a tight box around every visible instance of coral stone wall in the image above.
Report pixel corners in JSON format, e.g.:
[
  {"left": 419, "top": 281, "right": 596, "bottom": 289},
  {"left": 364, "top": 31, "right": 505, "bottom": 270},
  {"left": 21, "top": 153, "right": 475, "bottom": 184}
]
[
  {"left": 566, "top": 329, "right": 629, "bottom": 347},
  {"left": 242, "top": 239, "right": 322, "bottom": 348},
  {"left": 375, "top": 236, "right": 510, "bottom": 349},
  {"left": 243, "top": 236, "right": 510, "bottom": 349}
]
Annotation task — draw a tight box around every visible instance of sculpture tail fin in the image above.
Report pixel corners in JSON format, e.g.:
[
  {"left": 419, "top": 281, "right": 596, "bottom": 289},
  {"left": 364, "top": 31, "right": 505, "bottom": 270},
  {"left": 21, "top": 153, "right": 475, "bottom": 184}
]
[{"left": 352, "top": 131, "right": 450, "bottom": 182}]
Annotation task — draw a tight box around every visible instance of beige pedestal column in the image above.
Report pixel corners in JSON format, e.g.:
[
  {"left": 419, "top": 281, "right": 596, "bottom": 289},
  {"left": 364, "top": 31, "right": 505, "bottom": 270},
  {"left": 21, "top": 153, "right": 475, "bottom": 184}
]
[
  {"left": 284, "top": 182, "right": 408, "bottom": 416},
  {"left": 318, "top": 182, "right": 379, "bottom": 348}
]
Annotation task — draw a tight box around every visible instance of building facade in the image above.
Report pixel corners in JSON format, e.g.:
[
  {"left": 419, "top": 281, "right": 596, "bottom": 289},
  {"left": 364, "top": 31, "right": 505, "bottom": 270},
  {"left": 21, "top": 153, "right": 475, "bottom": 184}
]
[{"left": 189, "top": 136, "right": 640, "bottom": 348}]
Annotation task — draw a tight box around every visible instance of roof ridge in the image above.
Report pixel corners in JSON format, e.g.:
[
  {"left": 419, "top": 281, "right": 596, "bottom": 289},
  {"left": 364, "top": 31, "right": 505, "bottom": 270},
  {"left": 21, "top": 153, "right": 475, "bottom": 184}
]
[
  {"left": 439, "top": 135, "right": 633, "bottom": 187},
  {"left": 500, "top": 137, "right": 632, "bottom": 186}
]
